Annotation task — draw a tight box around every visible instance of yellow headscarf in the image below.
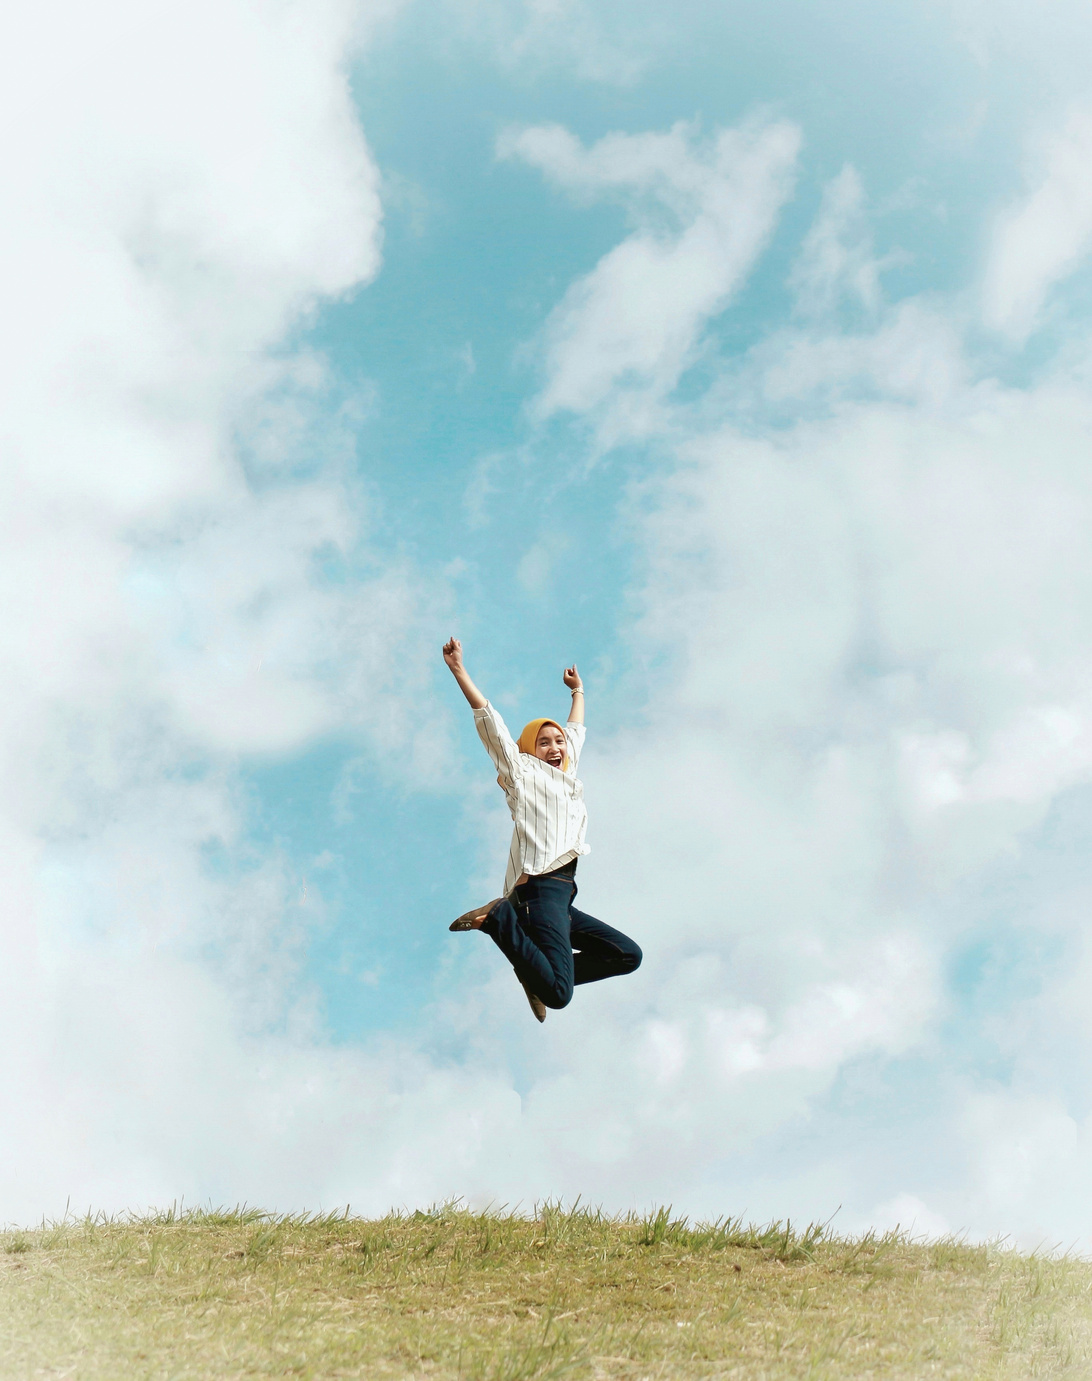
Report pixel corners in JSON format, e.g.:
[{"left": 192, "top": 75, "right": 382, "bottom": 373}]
[{"left": 518, "top": 718, "right": 569, "bottom": 771}]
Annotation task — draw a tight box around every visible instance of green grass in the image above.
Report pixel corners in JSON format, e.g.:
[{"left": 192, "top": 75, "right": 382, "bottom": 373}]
[{"left": 1, "top": 1202, "right": 1091, "bottom": 1378}]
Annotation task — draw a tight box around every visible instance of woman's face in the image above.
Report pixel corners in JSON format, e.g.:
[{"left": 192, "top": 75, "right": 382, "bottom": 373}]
[{"left": 534, "top": 724, "right": 566, "bottom": 768}]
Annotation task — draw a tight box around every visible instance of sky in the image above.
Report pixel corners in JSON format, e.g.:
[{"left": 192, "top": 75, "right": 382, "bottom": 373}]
[{"left": 7, "top": 0, "right": 1092, "bottom": 1246}]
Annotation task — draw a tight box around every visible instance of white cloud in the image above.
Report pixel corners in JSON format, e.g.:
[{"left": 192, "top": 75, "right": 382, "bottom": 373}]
[
  {"left": 947, "top": 0, "right": 1092, "bottom": 90},
  {"left": 461, "top": 136, "right": 1092, "bottom": 1239},
  {"left": 789, "top": 165, "right": 885, "bottom": 318},
  {"left": 752, "top": 298, "right": 969, "bottom": 408},
  {"left": 869, "top": 1193, "right": 951, "bottom": 1240},
  {"left": 499, "top": 118, "right": 800, "bottom": 443},
  {"left": 958, "top": 1093, "right": 1092, "bottom": 1248},
  {"left": 442, "top": 0, "right": 648, "bottom": 84},
  {"left": 984, "top": 107, "right": 1092, "bottom": 337},
  {"left": 516, "top": 534, "right": 570, "bottom": 592},
  {"left": 0, "top": 0, "right": 466, "bottom": 1225},
  {"left": 410, "top": 8, "right": 1092, "bottom": 1245}
]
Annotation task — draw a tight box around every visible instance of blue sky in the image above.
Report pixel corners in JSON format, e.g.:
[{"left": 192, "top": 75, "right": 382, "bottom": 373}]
[
  {"left": 272, "top": 0, "right": 1070, "bottom": 1044},
  {"left": 287, "top": 1, "right": 986, "bottom": 1034},
  {"left": 8, "top": 0, "right": 1092, "bottom": 1242}
]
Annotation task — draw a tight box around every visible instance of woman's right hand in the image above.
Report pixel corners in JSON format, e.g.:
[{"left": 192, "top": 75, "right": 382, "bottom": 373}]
[
  {"left": 443, "top": 638, "right": 487, "bottom": 709},
  {"left": 443, "top": 636, "right": 465, "bottom": 673}
]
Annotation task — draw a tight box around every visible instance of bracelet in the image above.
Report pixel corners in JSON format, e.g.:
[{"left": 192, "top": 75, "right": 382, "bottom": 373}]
[{"left": 571, "top": 687, "right": 584, "bottom": 695}]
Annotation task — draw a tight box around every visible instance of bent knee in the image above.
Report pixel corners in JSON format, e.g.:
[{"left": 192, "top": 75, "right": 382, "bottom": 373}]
[
  {"left": 622, "top": 944, "right": 642, "bottom": 973},
  {"left": 543, "top": 985, "right": 574, "bottom": 1010}
]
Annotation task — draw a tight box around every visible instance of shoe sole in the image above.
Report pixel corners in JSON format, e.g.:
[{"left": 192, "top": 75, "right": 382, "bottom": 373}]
[
  {"left": 450, "top": 898, "right": 504, "bottom": 932},
  {"left": 519, "top": 979, "right": 547, "bottom": 1023}
]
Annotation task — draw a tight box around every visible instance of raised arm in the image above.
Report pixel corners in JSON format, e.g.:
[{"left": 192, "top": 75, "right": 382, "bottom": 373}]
[
  {"left": 445, "top": 638, "right": 522, "bottom": 785},
  {"left": 563, "top": 664, "right": 584, "bottom": 725},
  {"left": 443, "top": 637, "right": 487, "bottom": 710}
]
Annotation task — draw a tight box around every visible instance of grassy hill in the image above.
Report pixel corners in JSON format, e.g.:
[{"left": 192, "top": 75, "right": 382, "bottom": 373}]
[{"left": 1, "top": 1203, "right": 1089, "bottom": 1379}]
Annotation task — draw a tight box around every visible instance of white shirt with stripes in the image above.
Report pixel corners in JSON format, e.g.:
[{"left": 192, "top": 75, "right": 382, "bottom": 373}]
[{"left": 474, "top": 701, "right": 589, "bottom": 895}]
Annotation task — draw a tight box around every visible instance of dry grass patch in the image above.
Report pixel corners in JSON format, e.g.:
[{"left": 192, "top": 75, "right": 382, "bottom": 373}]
[{"left": 1, "top": 1203, "right": 1090, "bottom": 1379}]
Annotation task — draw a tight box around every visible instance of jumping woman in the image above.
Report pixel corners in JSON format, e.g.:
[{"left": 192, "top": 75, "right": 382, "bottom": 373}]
[{"left": 443, "top": 637, "right": 642, "bottom": 1023}]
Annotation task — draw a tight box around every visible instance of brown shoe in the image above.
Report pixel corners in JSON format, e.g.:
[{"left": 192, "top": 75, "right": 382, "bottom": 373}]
[
  {"left": 449, "top": 899, "right": 503, "bottom": 932},
  {"left": 518, "top": 976, "right": 547, "bottom": 1023}
]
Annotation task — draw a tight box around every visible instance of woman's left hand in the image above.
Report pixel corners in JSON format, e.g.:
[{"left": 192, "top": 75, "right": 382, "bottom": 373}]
[{"left": 563, "top": 665, "right": 583, "bottom": 692}]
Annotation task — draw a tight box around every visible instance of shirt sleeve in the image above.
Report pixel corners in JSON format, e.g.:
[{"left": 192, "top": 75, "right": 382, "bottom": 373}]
[
  {"left": 564, "top": 720, "right": 586, "bottom": 772},
  {"left": 474, "top": 702, "right": 523, "bottom": 785}
]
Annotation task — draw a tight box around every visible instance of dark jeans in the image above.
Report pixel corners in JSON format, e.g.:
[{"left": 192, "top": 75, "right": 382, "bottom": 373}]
[{"left": 481, "top": 866, "right": 642, "bottom": 1010}]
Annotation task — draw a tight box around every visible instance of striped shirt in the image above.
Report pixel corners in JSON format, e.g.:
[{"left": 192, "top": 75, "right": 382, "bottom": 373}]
[{"left": 474, "top": 701, "right": 589, "bottom": 894}]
